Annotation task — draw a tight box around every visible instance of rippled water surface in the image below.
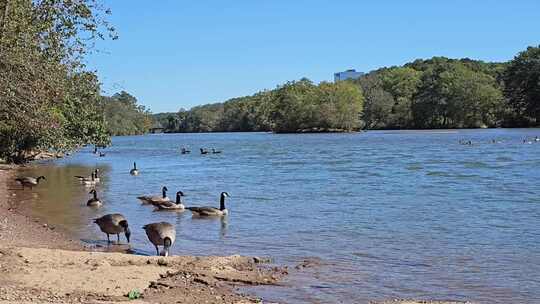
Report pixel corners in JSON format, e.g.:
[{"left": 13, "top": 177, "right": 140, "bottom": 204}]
[{"left": 10, "top": 129, "right": 540, "bottom": 303}]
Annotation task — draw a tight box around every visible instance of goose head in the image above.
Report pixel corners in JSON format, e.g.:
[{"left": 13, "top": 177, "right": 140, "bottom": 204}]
[
  {"left": 176, "top": 191, "right": 185, "bottom": 204},
  {"left": 163, "top": 237, "right": 172, "bottom": 256},
  {"left": 37, "top": 176, "right": 46, "bottom": 183},
  {"left": 119, "top": 220, "right": 131, "bottom": 243},
  {"left": 162, "top": 186, "right": 168, "bottom": 198},
  {"left": 219, "top": 192, "right": 230, "bottom": 211}
]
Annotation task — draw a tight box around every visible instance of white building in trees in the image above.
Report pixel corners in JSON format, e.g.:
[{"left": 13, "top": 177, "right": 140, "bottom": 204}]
[{"left": 334, "top": 69, "right": 364, "bottom": 82}]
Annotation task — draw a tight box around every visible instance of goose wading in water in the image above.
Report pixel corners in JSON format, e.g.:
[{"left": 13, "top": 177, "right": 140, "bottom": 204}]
[
  {"left": 93, "top": 213, "right": 131, "bottom": 244},
  {"left": 75, "top": 168, "right": 100, "bottom": 183},
  {"left": 211, "top": 148, "right": 222, "bottom": 154},
  {"left": 138, "top": 186, "right": 169, "bottom": 205},
  {"left": 143, "top": 222, "right": 176, "bottom": 256},
  {"left": 130, "top": 162, "right": 139, "bottom": 175},
  {"left": 154, "top": 191, "right": 185, "bottom": 211},
  {"left": 87, "top": 189, "right": 102, "bottom": 207},
  {"left": 81, "top": 172, "right": 98, "bottom": 186},
  {"left": 15, "top": 176, "right": 46, "bottom": 190},
  {"left": 187, "top": 192, "right": 230, "bottom": 217},
  {"left": 200, "top": 148, "right": 209, "bottom": 155}
]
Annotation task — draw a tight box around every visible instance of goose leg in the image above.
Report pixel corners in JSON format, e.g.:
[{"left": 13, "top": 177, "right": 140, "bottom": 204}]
[
  {"left": 117, "top": 234, "right": 120, "bottom": 243},
  {"left": 155, "top": 245, "right": 159, "bottom": 256},
  {"left": 106, "top": 234, "right": 110, "bottom": 243}
]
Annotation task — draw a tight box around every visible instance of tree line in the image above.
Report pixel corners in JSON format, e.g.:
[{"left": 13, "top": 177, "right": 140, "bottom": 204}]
[
  {"left": 156, "top": 79, "right": 364, "bottom": 133},
  {"left": 0, "top": 1, "right": 538, "bottom": 163},
  {"left": 155, "top": 45, "right": 540, "bottom": 133}
]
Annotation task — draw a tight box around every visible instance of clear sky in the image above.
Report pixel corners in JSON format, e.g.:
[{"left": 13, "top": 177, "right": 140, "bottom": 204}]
[{"left": 88, "top": 0, "right": 540, "bottom": 113}]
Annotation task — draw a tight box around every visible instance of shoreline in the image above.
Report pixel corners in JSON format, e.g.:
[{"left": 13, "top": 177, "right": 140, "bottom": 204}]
[
  {"left": 0, "top": 165, "right": 285, "bottom": 304},
  {"left": 1, "top": 163, "right": 479, "bottom": 304},
  {"left": 0, "top": 165, "right": 83, "bottom": 251}
]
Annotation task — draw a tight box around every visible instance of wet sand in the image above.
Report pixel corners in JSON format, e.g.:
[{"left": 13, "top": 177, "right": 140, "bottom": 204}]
[{"left": 0, "top": 165, "right": 284, "bottom": 304}]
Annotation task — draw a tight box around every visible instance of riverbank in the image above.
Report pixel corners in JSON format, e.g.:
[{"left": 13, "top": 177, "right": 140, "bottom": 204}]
[
  {"left": 1, "top": 155, "right": 490, "bottom": 304},
  {"left": 0, "top": 165, "right": 285, "bottom": 304}
]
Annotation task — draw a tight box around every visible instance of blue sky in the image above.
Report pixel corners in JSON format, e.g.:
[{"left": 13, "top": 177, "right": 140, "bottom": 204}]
[{"left": 88, "top": 0, "right": 540, "bottom": 113}]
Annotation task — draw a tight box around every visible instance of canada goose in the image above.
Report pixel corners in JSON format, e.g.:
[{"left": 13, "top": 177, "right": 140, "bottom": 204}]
[
  {"left": 186, "top": 192, "right": 230, "bottom": 217},
  {"left": 87, "top": 189, "right": 102, "bottom": 207},
  {"left": 130, "top": 162, "right": 139, "bottom": 175},
  {"left": 200, "top": 148, "right": 209, "bottom": 155},
  {"left": 137, "top": 186, "right": 169, "bottom": 205},
  {"left": 211, "top": 148, "right": 222, "bottom": 154},
  {"left": 154, "top": 191, "right": 185, "bottom": 211},
  {"left": 99, "top": 152, "right": 106, "bottom": 157},
  {"left": 82, "top": 172, "right": 97, "bottom": 186},
  {"left": 75, "top": 169, "right": 100, "bottom": 183},
  {"left": 15, "top": 176, "right": 46, "bottom": 190},
  {"left": 181, "top": 147, "right": 191, "bottom": 154},
  {"left": 143, "top": 222, "right": 176, "bottom": 256},
  {"left": 93, "top": 213, "right": 131, "bottom": 244}
]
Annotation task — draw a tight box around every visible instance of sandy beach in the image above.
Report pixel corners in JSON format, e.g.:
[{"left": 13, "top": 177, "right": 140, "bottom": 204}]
[{"left": 0, "top": 166, "right": 285, "bottom": 304}]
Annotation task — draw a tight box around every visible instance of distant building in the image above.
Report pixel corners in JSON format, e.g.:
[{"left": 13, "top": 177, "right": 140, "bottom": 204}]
[{"left": 334, "top": 69, "right": 364, "bottom": 82}]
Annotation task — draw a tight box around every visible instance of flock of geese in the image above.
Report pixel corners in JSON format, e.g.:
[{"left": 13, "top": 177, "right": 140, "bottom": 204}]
[
  {"left": 180, "top": 147, "right": 222, "bottom": 155},
  {"left": 14, "top": 161, "right": 231, "bottom": 256},
  {"left": 458, "top": 136, "right": 540, "bottom": 146}
]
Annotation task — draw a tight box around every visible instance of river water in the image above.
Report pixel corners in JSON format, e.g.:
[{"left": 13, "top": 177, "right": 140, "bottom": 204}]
[{"left": 9, "top": 129, "right": 540, "bottom": 303}]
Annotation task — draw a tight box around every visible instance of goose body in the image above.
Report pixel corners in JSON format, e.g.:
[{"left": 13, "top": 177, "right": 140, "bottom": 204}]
[
  {"left": 138, "top": 186, "right": 169, "bottom": 205},
  {"left": 211, "top": 148, "right": 222, "bottom": 154},
  {"left": 181, "top": 147, "right": 191, "bottom": 154},
  {"left": 143, "top": 222, "right": 176, "bottom": 256},
  {"left": 200, "top": 148, "right": 209, "bottom": 155},
  {"left": 75, "top": 169, "right": 100, "bottom": 183},
  {"left": 130, "top": 162, "right": 139, "bottom": 175},
  {"left": 87, "top": 189, "right": 102, "bottom": 207},
  {"left": 82, "top": 172, "right": 98, "bottom": 186},
  {"left": 187, "top": 192, "right": 230, "bottom": 217},
  {"left": 15, "top": 176, "right": 45, "bottom": 190},
  {"left": 154, "top": 191, "right": 185, "bottom": 211},
  {"left": 93, "top": 213, "right": 131, "bottom": 244}
]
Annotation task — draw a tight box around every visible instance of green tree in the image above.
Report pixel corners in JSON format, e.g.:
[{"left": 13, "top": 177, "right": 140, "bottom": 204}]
[
  {"left": 0, "top": 0, "right": 114, "bottom": 162},
  {"left": 379, "top": 67, "right": 421, "bottom": 127},
  {"left": 503, "top": 45, "right": 540, "bottom": 126},
  {"left": 317, "top": 81, "right": 364, "bottom": 131},
  {"left": 412, "top": 60, "right": 503, "bottom": 128},
  {"left": 102, "top": 91, "right": 152, "bottom": 136},
  {"left": 270, "top": 78, "right": 318, "bottom": 133},
  {"left": 355, "top": 72, "right": 394, "bottom": 129}
]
